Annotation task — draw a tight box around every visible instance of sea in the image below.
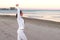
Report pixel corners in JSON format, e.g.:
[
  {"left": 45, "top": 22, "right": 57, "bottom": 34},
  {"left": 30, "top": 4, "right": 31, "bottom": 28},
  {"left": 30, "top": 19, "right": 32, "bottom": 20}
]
[
  {"left": 0, "top": 10, "right": 60, "bottom": 22},
  {"left": 0, "top": 10, "right": 60, "bottom": 14}
]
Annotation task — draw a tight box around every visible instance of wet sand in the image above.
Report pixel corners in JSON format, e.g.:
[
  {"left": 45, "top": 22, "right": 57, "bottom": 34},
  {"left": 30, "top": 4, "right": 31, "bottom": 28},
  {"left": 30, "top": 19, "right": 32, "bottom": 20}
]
[
  {"left": 0, "top": 16, "right": 60, "bottom": 40},
  {"left": 0, "top": 13, "right": 60, "bottom": 22}
]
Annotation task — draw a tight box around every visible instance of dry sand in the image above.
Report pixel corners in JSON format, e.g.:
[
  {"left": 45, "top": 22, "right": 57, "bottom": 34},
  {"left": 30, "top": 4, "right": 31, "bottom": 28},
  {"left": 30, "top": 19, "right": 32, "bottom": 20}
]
[{"left": 0, "top": 16, "right": 60, "bottom": 40}]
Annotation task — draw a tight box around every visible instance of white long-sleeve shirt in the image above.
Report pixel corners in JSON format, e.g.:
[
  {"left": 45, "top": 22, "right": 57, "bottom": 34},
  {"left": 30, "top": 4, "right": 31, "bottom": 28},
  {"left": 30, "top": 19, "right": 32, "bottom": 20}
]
[{"left": 16, "top": 7, "right": 24, "bottom": 30}]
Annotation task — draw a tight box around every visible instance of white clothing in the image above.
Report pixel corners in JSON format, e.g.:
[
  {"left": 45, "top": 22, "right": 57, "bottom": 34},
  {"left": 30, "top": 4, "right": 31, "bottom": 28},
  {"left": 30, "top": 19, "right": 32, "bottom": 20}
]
[
  {"left": 16, "top": 6, "right": 27, "bottom": 40},
  {"left": 16, "top": 7, "right": 21, "bottom": 19},
  {"left": 16, "top": 7, "right": 24, "bottom": 30},
  {"left": 17, "top": 18, "right": 24, "bottom": 30},
  {"left": 17, "top": 30, "right": 27, "bottom": 40}
]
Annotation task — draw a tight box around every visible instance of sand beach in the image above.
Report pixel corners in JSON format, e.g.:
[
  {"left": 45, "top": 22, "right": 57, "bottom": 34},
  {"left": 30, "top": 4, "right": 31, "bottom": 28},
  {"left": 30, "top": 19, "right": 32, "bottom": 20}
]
[{"left": 0, "top": 15, "right": 60, "bottom": 40}]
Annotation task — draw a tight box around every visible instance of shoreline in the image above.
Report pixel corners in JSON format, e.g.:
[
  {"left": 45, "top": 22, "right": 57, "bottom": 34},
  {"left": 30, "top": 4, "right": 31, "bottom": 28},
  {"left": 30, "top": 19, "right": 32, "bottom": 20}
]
[{"left": 0, "top": 13, "right": 60, "bottom": 23}]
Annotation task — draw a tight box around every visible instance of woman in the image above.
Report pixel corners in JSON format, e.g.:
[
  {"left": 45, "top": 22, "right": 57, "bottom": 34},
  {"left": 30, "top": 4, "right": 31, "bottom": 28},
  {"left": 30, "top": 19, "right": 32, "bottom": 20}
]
[{"left": 16, "top": 4, "right": 27, "bottom": 40}]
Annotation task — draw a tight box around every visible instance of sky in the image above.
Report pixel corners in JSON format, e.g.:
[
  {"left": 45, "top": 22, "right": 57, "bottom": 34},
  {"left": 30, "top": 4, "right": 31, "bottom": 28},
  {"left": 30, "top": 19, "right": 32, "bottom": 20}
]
[{"left": 0, "top": 0, "right": 60, "bottom": 10}]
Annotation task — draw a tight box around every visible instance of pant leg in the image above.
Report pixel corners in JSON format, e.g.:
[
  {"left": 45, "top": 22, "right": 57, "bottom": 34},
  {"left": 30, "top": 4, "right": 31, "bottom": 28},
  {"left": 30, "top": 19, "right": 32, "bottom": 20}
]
[
  {"left": 20, "top": 30, "right": 27, "bottom": 40},
  {"left": 17, "top": 30, "right": 27, "bottom": 40},
  {"left": 17, "top": 30, "right": 21, "bottom": 40},
  {"left": 17, "top": 34, "right": 21, "bottom": 40}
]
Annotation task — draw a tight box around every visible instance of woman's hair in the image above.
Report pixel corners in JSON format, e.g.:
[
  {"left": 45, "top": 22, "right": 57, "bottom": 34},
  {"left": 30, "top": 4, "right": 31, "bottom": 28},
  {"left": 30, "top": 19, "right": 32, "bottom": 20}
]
[{"left": 16, "top": 14, "right": 17, "bottom": 18}]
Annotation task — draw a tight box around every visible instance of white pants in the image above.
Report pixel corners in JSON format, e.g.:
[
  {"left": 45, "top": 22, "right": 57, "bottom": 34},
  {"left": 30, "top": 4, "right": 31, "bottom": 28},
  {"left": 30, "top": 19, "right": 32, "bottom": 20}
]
[{"left": 17, "top": 30, "right": 27, "bottom": 40}]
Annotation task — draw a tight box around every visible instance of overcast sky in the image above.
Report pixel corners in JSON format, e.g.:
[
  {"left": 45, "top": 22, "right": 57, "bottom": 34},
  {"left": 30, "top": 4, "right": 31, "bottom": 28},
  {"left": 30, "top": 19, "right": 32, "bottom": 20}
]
[{"left": 0, "top": 0, "right": 60, "bottom": 10}]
